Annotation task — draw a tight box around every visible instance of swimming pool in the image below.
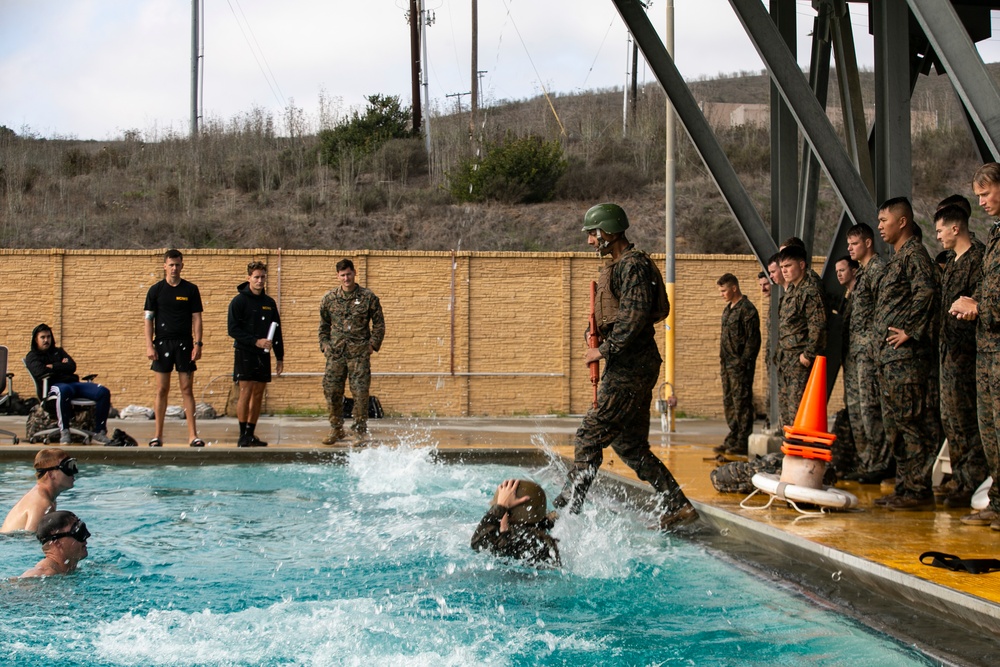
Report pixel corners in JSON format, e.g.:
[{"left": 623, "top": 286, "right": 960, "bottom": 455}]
[{"left": 0, "top": 446, "right": 934, "bottom": 666}]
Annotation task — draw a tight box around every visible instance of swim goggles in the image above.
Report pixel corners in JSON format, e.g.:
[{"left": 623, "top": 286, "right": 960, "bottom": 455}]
[
  {"left": 40, "top": 519, "right": 91, "bottom": 544},
  {"left": 36, "top": 457, "right": 78, "bottom": 477}
]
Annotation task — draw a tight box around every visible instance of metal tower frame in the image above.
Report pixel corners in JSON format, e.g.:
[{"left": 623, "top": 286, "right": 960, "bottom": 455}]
[{"left": 611, "top": 0, "right": 1000, "bottom": 417}]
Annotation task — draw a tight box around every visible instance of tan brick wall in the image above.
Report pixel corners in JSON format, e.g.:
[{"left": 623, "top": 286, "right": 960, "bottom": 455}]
[{"left": 0, "top": 249, "right": 841, "bottom": 418}]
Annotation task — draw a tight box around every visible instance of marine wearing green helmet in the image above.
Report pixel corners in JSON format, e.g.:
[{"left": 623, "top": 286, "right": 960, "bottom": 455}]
[{"left": 582, "top": 202, "right": 630, "bottom": 234}]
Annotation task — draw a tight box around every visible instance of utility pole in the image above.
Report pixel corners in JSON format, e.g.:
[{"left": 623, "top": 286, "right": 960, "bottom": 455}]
[
  {"left": 190, "top": 0, "right": 201, "bottom": 138},
  {"left": 446, "top": 91, "right": 471, "bottom": 115},
  {"left": 630, "top": 33, "right": 639, "bottom": 120},
  {"left": 420, "top": 0, "right": 433, "bottom": 158},
  {"left": 477, "top": 70, "right": 488, "bottom": 108},
  {"left": 409, "top": 0, "right": 422, "bottom": 133},
  {"left": 470, "top": 0, "right": 478, "bottom": 144},
  {"left": 622, "top": 35, "right": 630, "bottom": 136}
]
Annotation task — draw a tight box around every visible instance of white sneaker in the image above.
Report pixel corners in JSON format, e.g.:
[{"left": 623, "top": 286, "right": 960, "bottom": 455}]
[
  {"left": 59, "top": 429, "right": 72, "bottom": 444},
  {"left": 91, "top": 431, "right": 112, "bottom": 445}
]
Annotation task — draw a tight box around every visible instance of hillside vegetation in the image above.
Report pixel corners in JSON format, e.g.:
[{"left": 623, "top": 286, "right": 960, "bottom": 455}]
[{"left": 1, "top": 66, "right": 993, "bottom": 254}]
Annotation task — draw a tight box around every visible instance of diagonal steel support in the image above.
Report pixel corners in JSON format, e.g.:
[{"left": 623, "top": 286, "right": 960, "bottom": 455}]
[
  {"left": 728, "top": 0, "right": 876, "bottom": 242},
  {"left": 906, "top": 0, "right": 1000, "bottom": 160},
  {"left": 611, "top": 0, "right": 778, "bottom": 266},
  {"left": 795, "top": 3, "right": 833, "bottom": 246}
]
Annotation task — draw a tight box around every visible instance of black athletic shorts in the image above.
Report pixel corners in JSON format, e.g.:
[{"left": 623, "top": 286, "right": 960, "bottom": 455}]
[
  {"left": 233, "top": 348, "right": 271, "bottom": 383},
  {"left": 151, "top": 339, "right": 197, "bottom": 374}
]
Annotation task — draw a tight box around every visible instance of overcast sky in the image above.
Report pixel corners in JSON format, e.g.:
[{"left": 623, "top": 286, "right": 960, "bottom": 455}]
[{"left": 3, "top": 0, "right": 1000, "bottom": 140}]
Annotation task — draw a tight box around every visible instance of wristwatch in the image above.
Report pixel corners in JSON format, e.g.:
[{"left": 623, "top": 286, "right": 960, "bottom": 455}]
[{"left": 194, "top": 341, "right": 203, "bottom": 346}]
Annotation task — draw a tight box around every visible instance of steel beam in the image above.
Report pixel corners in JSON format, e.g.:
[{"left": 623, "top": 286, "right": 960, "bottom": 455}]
[
  {"left": 770, "top": 0, "right": 798, "bottom": 249},
  {"left": 830, "top": 0, "right": 874, "bottom": 198},
  {"left": 907, "top": 0, "right": 1000, "bottom": 160},
  {"left": 873, "top": 0, "right": 912, "bottom": 203},
  {"left": 795, "top": 3, "right": 833, "bottom": 246},
  {"left": 728, "top": 0, "right": 877, "bottom": 239},
  {"left": 611, "top": 0, "right": 778, "bottom": 265}
]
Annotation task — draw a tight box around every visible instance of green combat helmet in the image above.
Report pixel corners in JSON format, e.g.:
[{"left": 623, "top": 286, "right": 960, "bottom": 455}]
[
  {"left": 582, "top": 202, "right": 630, "bottom": 234},
  {"left": 491, "top": 479, "right": 549, "bottom": 525}
]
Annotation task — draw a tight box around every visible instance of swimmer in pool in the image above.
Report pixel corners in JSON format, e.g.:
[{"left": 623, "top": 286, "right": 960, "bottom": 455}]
[
  {"left": 471, "top": 479, "right": 560, "bottom": 567},
  {"left": 21, "top": 510, "right": 90, "bottom": 578},
  {"left": 1, "top": 449, "right": 78, "bottom": 534}
]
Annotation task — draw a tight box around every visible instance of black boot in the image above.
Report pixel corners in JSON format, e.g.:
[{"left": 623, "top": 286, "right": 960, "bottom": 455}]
[
  {"left": 635, "top": 455, "right": 697, "bottom": 530},
  {"left": 553, "top": 466, "right": 598, "bottom": 514}
]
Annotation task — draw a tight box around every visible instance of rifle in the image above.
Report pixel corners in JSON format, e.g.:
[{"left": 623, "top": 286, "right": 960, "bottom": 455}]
[{"left": 588, "top": 280, "right": 600, "bottom": 409}]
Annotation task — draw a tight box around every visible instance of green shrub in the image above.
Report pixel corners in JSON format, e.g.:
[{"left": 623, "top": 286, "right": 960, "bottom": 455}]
[
  {"left": 450, "top": 134, "right": 567, "bottom": 204},
  {"left": 318, "top": 94, "right": 414, "bottom": 168}
]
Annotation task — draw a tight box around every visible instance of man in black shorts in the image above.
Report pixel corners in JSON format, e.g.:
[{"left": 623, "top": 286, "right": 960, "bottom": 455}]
[
  {"left": 228, "top": 261, "right": 284, "bottom": 447},
  {"left": 143, "top": 248, "right": 205, "bottom": 447}
]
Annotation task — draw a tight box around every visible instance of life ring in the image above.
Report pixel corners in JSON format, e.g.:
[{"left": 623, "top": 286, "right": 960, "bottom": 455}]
[{"left": 745, "top": 472, "right": 859, "bottom": 512}]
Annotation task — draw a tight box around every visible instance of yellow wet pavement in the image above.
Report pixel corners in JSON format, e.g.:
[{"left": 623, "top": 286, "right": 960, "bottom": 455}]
[{"left": 570, "top": 440, "right": 1000, "bottom": 609}]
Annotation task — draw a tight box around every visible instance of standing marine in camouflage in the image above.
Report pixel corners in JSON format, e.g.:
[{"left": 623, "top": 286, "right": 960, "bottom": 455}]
[
  {"left": 873, "top": 197, "right": 941, "bottom": 511},
  {"left": 775, "top": 245, "right": 827, "bottom": 429},
  {"left": 318, "top": 258, "right": 385, "bottom": 444},
  {"left": 844, "top": 223, "right": 889, "bottom": 482},
  {"left": 934, "top": 205, "right": 987, "bottom": 507},
  {"left": 715, "top": 273, "right": 760, "bottom": 455},
  {"left": 950, "top": 163, "right": 1000, "bottom": 530},
  {"left": 834, "top": 256, "right": 859, "bottom": 474},
  {"left": 553, "top": 203, "right": 696, "bottom": 531}
]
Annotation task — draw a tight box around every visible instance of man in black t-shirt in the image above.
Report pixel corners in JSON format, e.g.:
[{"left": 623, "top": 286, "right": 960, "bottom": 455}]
[{"left": 143, "top": 249, "right": 205, "bottom": 447}]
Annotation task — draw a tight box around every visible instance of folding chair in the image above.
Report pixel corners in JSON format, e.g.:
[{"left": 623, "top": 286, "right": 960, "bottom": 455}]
[
  {"left": 23, "top": 357, "right": 97, "bottom": 444},
  {"left": 0, "top": 346, "right": 20, "bottom": 444}
]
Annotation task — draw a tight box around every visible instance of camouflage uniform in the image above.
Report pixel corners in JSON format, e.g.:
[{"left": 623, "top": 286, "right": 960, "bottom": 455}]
[
  {"left": 873, "top": 236, "right": 940, "bottom": 499},
  {"left": 556, "top": 246, "right": 689, "bottom": 517},
  {"left": 776, "top": 278, "right": 827, "bottom": 428},
  {"left": 849, "top": 255, "right": 887, "bottom": 474},
  {"left": 470, "top": 506, "right": 560, "bottom": 567},
  {"left": 318, "top": 285, "right": 385, "bottom": 435},
  {"left": 940, "top": 243, "right": 988, "bottom": 495},
  {"left": 975, "top": 222, "right": 1000, "bottom": 513},
  {"left": 838, "top": 290, "right": 861, "bottom": 474},
  {"left": 720, "top": 295, "right": 760, "bottom": 453}
]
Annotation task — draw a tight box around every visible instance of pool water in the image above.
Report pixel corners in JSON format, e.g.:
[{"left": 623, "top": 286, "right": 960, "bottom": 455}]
[{"left": 0, "top": 445, "right": 933, "bottom": 666}]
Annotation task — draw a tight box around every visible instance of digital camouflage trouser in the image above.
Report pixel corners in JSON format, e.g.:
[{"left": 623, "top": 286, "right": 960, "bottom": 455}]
[
  {"left": 976, "top": 351, "right": 1000, "bottom": 512},
  {"left": 721, "top": 365, "right": 754, "bottom": 452},
  {"left": 855, "top": 345, "right": 888, "bottom": 476},
  {"left": 879, "top": 359, "right": 936, "bottom": 498},
  {"left": 560, "top": 360, "right": 688, "bottom": 514},
  {"left": 940, "top": 349, "right": 988, "bottom": 494},
  {"left": 842, "top": 352, "right": 867, "bottom": 474},
  {"left": 777, "top": 354, "right": 810, "bottom": 429},
  {"left": 323, "top": 352, "right": 371, "bottom": 434}
]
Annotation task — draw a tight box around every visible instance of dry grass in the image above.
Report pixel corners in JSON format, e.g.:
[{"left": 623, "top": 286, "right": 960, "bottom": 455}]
[{"left": 1, "top": 67, "right": 992, "bottom": 253}]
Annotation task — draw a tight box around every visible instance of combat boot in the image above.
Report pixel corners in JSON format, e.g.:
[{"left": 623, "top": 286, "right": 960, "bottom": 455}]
[
  {"left": 322, "top": 428, "right": 347, "bottom": 445},
  {"left": 553, "top": 466, "right": 597, "bottom": 514}
]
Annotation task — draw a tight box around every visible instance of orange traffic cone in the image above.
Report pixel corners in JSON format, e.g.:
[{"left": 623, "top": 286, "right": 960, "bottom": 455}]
[
  {"left": 781, "top": 355, "right": 835, "bottom": 462},
  {"left": 791, "top": 355, "right": 829, "bottom": 435}
]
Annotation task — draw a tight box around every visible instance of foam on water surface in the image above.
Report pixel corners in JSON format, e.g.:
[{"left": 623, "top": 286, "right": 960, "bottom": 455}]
[{"left": 0, "top": 443, "right": 935, "bottom": 666}]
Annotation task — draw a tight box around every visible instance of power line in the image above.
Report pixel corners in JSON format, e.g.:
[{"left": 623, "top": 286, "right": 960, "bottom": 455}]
[{"left": 226, "top": 0, "right": 286, "bottom": 109}]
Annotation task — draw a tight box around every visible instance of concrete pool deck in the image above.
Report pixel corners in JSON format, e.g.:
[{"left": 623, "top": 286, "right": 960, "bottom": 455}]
[{"left": 0, "top": 414, "right": 997, "bottom": 663}]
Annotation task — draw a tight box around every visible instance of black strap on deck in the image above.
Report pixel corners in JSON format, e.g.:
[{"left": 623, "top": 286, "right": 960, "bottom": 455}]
[{"left": 920, "top": 551, "right": 1000, "bottom": 575}]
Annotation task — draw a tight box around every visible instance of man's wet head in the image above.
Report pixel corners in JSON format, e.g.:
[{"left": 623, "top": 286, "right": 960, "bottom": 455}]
[{"left": 491, "top": 479, "right": 549, "bottom": 524}]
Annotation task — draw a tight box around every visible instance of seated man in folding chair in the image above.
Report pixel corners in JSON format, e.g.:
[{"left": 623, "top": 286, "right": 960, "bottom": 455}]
[{"left": 24, "top": 324, "right": 112, "bottom": 444}]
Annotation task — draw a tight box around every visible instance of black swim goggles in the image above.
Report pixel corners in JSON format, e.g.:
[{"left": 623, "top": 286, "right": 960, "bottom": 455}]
[
  {"left": 36, "top": 457, "right": 78, "bottom": 477},
  {"left": 39, "top": 519, "right": 90, "bottom": 544}
]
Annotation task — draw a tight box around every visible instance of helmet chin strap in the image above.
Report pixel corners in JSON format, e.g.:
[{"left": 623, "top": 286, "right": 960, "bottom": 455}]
[{"left": 596, "top": 230, "right": 614, "bottom": 256}]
